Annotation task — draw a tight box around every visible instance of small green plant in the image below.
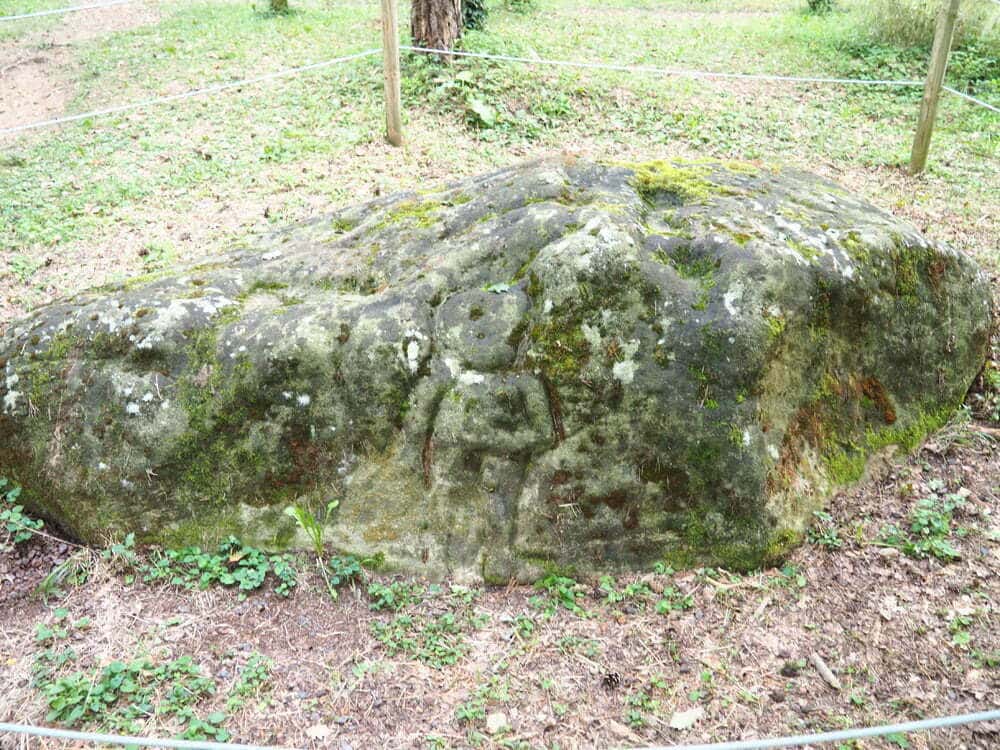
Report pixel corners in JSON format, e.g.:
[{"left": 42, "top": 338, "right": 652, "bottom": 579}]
[
  {"left": 455, "top": 696, "right": 487, "bottom": 724},
  {"left": 970, "top": 649, "right": 999, "bottom": 668},
  {"left": 655, "top": 586, "right": 694, "bottom": 613},
  {"left": 807, "top": 511, "right": 844, "bottom": 549},
  {"left": 35, "top": 551, "right": 92, "bottom": 602},
  {"left": 102, "top": 533, "right": 140, "bottom": 576},
  {"left": 455, "top": 676, "right": 511, "bottom": 726},
  {"left": 599, "top": 575, "right": 653, "bottom": 607},
  {"left": 624, "top": 689, "right": 660, "bottom": 728},
  {"left": 513, "top": 613, "right": 535, "bottom": 639},
  {"left": 1, "top": 478, "right": 43, "bottom": 549},
  {"left": 269, "top": 554, "right": 298, "bottom": 596},
  {"left": 425, "top": 734, "right": 451, "bottom": 750},
  {"left": 328, "top": 554, "right": 363, "bottom": 589},
  {"left": 285, "top": 501, "right": 342, "bottom": 598},
  {"left": 284, "top": 500, "right": 338, "bottom": 557},
  {"left": 35, "top": 644, "right": 223, "bottom": 738},
  {"left": 35, "top": 611, "right": 70, "bottom": 644},
  {"left": 448, "top": 584, "right": 479, "bottom": 605},
  {"left": 141, "top": 537, "right": 296, "bottom": 599},
  {"left": 372, "top": 613, "right": 470, "bottom": 668},
  {"left": 948, "top": 614, "right": 973, "bottom": 648},
  {"left": 531, "top": 574, "right": 587, "bottom": 617},
  {"left": 879, "top": 492, "right": 965, "bottom": 561},
  {"left": 557, "top": 635, "right": 601, "bottom": 658},
  {"left": 771, "top": 564, "right": 808, "bottom": 589},
  {"left": 227, "top": 652, "right": 272, "bottom": 711},
  {"left": 367, "top": 580, "right": 423, "bottom": 611}
]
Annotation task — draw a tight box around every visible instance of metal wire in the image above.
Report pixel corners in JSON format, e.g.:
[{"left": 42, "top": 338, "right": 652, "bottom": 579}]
[
  {"left": 2, "top": 709, "right": 998, "bottom": 749},
  {"left": 2, "top": 43, "right": 994, "bottom": 137},
  {"left": 0, "top": 0, "right": 135, "bottom": 22},
  {"left": 0, "top": 48, "right": 382, "bottom": 135},
  {"left": 400, "top": 45, "right": 927, "bottom": 88},
  {"left": 636, "top": 708, "right": 1000, "bottom": 750},
  {"left": 942, "top": 85, "right": 1000, "bottom": 114},
  {"left": 402, "top": 45, "right": 998, "bottom": 114},
  {"left": 0, "top": 722, "right": 296, "bottom": 749}
]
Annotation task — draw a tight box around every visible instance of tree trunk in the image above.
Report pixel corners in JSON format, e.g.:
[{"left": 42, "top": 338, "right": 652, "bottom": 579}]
[{"left": 411, "top": 0, "right": 462, "bottom": 51}]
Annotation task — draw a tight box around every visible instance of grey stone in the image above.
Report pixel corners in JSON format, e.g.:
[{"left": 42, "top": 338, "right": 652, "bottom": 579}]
[{"left": 0, "top": 158, "right": 991, "bottom": 581}]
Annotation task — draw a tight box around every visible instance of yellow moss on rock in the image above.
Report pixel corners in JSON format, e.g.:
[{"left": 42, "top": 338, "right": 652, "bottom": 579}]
[{"left": 625, "top": 160, "right": 715, "bottom": 202}]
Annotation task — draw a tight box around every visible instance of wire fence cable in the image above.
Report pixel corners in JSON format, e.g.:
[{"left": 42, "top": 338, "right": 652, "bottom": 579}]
[
  {"left": 402, "top": 45, "right": 999, "bottom": 113},
  {"left": 0, "top": 48, "right": 382, "bottom": 135},
  {"left": 942, "top": 84, "right": 1000, "bottom": 113},
  {"left": 0, "top": 722, "right": 294, "bottom": 750},
  {"left": 1, "top": 708, "right": 998, "bottom": 750},
  {"left": 0, "top": 0, "right": 135, "bottom": 22},
  {"left": 638, "top": 708, "right": 1000, "bottom": 750},
  {"left": 3, "top": 45, "right": 995, "bottom": 136},
  {"left": 401, "top": 45, "right": 926, "bottom": 87}
]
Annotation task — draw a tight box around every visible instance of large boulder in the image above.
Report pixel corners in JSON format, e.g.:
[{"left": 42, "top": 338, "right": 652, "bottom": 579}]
[{"left": 0, "top": 158, "right": 991, "bottom": 581}]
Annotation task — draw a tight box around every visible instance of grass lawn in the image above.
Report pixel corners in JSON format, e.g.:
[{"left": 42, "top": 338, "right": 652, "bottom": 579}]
[{"left": 0, "top": 0, "right": 996, "bottom": 323}]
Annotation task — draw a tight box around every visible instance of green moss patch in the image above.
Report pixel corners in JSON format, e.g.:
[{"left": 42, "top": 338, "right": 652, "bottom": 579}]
[{"left": 626, "top": 160, "right": 715, "bottom": 203}]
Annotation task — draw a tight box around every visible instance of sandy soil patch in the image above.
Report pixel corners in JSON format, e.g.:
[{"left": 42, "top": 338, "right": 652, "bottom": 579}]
[{"left": 0, "top": 0, "right": 161, "bottom": 132}]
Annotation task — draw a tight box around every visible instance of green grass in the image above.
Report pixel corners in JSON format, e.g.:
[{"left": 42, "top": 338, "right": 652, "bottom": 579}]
[
  {"left": 0, "top": 0, "right": 996, "bottom": 310},
  {"left": 0, "top": 0, "right": 80, "bottom": 39},
  {"left": 2, "top": 2, "right": 385, "bottom": 252}
]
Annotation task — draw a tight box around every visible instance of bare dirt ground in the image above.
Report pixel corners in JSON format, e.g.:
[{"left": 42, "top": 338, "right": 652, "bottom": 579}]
[
  {"left": 0, "top": 2, "right": 161, "bottom": 131},
  {"left": 1, "top": 426, "right": 997, "bottom": 749}
]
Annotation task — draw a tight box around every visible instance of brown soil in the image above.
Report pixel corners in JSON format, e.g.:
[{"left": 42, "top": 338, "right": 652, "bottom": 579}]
[{"left": 0, "top": 1, "right": 160, "bottom": 132}]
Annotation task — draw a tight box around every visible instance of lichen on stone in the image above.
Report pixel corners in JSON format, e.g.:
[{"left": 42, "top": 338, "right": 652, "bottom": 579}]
[{"left": 0, "top": 157, "right": 991, "bottom": 581}]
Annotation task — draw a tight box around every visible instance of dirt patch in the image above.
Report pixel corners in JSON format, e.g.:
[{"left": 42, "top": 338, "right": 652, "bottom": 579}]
[
  {"left": 35, "top": 1, "right": 162, "bottom": 46},
  {"left": 0, "top": 1, "right": 161, "bottom": 133},
  {"left": 0, "top": 47, "right": 70, "bottom": 132}
]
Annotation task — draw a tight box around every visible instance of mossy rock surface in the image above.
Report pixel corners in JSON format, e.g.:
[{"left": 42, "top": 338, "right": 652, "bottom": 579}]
[{"left": 0, "top": 158, "right": 991, "bottom": 580}]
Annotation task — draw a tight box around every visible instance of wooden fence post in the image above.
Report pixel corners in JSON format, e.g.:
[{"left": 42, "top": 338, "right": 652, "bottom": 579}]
[
  {"left": 909, "top": 0, "right": 961, "bottom": 174},
  {"left": 381, "top": 0, "right": 403, "bottom": 147}
]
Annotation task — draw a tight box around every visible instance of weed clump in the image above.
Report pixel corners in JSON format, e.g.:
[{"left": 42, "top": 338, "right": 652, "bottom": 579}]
[
  {"left": 1, "top": 478, "right": 43, "bottom": 550},
  {"left": 367, "top": 580, "right": 424, "bottom": 611},
  {"left": 141, "top": 536, "right": 297, "bottom": 599},
  {"left": 33, "top": 610, "right": 229, "bottom": 740},
  {"left": 878, "top": 488, "right": 967, "bottom": 561},
  {"left": 372, "top": 613, "right": 469, "bottom": 668}
]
